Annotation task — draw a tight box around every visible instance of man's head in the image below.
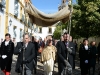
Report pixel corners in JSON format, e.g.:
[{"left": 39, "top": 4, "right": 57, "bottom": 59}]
[
  {"left": 69, "top": 36, "right": 72, "bottom": 42},
  {"left": 13, "top": 38, "right": 16, "bottom": 42},
  {"left": 91, "top": 41, "right": 96, "bottom": 46},
  {"left": 5, "top": 33, "right": 11, "bottom": 41},
  {"left": 32, "top": 36, "right": 34, "bottom": 42},
  {"left": 39, "top": 38, "right": 42, "bottom": 41},
  {"left": 63, "top": 33, "right": 69, "bottom": 42},
  {"left": 23, "top": 33, "right": 30, "bottom": 43}
]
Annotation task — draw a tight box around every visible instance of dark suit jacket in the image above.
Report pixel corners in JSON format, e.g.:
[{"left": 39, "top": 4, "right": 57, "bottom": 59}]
[
  {"left": 57, "top": 41, "right": 75, "bottom": 74},
  {"left": 14, "top": 42, "right": 35, "bottom": 72}
]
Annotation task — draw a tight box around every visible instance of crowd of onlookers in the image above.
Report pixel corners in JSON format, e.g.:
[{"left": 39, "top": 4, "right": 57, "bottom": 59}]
[{"left": 0, "top": 33, "right": 100, "bottom": 75}]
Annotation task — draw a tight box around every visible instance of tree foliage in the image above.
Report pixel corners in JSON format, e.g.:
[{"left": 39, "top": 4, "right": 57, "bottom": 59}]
[
  {"left": 53, "top": 23, "right": 67, "bottom": 39},
  {"left": 53, "top": 0, "right": 100, "bottom": 39},
  {"left": 72, "top": 0, "right": 100, "bottom": 38}
]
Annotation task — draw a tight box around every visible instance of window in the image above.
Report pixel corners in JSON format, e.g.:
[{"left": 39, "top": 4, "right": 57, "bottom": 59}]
[
  {"left": 14, "top": 0, "right": 19, "bottom": 17},
  {"left": 38, "top": 27, "right": 42, "bottom": 33},
  {"left": 13, "top": 26, "right": 17, "bottom": 38},
  {"left": 48, "top": 28, "right": 52, "bottom": 33},
  {"left": 0, "top": 0, "right": 6, "bottom": 12},
  {"left": 20, "top": 29, "right": 23, "bottom": 39}
]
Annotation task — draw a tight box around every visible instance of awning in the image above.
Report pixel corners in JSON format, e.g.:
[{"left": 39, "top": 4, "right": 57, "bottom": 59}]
[{"left": 25, "top": 1, "right": 72, "bottom": 27}]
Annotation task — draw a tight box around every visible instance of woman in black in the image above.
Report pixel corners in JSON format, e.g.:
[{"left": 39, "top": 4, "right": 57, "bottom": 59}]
[
  {"left": 79, "top": 39, "right": 90, "bottom": 75},
  {"left": 89, "top": 41, "right": 97, "bottom": 75},
  {"left": 0, "top": 33, "right": 14, "bottom": 75}
]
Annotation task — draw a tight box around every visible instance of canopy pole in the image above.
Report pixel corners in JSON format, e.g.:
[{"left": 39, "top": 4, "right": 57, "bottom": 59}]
[{"left": 68, "top": 0, "right": 72, "bottom": 37}]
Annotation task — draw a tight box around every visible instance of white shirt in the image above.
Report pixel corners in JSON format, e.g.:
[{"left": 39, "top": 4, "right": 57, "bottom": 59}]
[
  {"left": 5, "top": 41, "right": 10, "bottom": 46},
  {"left": 25, "top": 43, "right": 28, "bottom": 48},
  {"left": 84, "top": 45, "right": 88, "bottom": 50}
]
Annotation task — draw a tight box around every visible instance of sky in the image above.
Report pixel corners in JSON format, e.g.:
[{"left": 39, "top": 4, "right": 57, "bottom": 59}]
[{"left": 32, "top": 0, "right": 76, "bottom": 14}]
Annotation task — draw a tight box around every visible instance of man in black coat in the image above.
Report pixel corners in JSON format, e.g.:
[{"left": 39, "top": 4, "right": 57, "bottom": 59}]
[
  {"left": 0, "top": 33, "right": 14, "bottom": 75},
  {"left": 14, "top": 33, "right": 35, "bottom": 75},
  {"left": 57, "top": 33, "right": 75, "bottom": 75}
]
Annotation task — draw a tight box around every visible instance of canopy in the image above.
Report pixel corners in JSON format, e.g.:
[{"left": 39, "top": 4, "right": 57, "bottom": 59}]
[{"left": 25, "top": 2, "right": 72, "bottom": 27}]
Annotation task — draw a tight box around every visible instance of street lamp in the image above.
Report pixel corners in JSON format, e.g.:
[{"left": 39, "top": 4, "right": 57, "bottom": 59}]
[
  {"left": 9, "top": 19, "right": 12, "bottom": 26},
  {"left": 6, "top": 19, "right": 12, "bottom": 32}
]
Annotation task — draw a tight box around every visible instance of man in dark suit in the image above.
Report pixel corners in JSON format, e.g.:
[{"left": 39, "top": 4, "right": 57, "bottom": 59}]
[
  {"left": 57, "top": 33, "right": 75, "bottom": 75},
  {"left": 14, "top": 33, "right": 35, "bottom": 75}
]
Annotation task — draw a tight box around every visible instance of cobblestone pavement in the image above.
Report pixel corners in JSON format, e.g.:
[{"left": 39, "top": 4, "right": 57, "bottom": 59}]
[{"left": 0, "top": 54, "right": 100, "bottom": 75}]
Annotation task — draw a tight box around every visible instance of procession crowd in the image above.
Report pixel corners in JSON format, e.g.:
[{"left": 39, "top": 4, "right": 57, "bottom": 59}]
[{"left": 0, "top": 33, "right": 100, "bottom": 75}]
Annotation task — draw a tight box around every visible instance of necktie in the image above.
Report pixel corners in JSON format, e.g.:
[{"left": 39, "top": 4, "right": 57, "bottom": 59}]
[{"left": 65, "top": 42, "right": 68, "bottom": 48}]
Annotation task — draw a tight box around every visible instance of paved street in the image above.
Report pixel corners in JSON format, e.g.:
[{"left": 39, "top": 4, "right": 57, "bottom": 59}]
[{"left": 0, "top": 54, "right": 100, "bottom": 75}]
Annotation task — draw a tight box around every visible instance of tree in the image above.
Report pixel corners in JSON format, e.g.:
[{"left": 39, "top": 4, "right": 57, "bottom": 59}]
[
  {"left": 53, "top": 23, "right": 68, "bottom": 39},
  {"left": 53, "top": 0, "right": 100, "bottom": 39},
  {"left": 71, "top": 0, "right": 100, "bottom": 38}
]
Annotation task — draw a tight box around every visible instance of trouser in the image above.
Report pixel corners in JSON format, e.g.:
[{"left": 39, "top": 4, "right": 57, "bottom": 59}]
[
  {"left": 89, "top": 65, "right": 95, "bottom": 75},
  {"left": 25, "top": 65, "right": 32, "bottom": 75},
  {"left": 98, "top": 55, "right": 100, "bottom": 64},
  {"left": 44, "top": 71, "right": 52, "bottom": 75},
  {"left": 33, "top": 59, "right": 37, "bottom": 74}
]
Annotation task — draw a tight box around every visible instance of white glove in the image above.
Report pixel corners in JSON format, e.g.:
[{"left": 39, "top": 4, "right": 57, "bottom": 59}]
[
  {"left": 2, "top": 55, "right": 7, "bottom": 59},
  {"left": 85, "top": 60, "right": 88, "bottom": 63}
]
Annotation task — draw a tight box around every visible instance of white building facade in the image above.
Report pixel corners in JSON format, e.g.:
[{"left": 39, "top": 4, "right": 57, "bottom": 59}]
[
  {"left": 0, "top": 0, "right": 33, "bottom": 42},
  {"left": 0, "top": 0, "right": 56, "bottom": 42},
  {"left": 33, "top": 25, "right": 56, "bottom": 40}
]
